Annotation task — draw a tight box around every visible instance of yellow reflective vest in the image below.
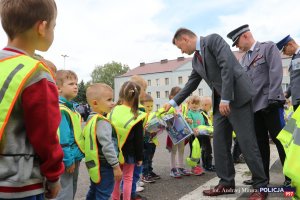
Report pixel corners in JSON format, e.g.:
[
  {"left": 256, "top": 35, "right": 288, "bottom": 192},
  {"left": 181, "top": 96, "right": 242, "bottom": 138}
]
[
  {"left": 0, "top": 55, "right": 52, "bottom": 140},
  {"left": 83, "top": 114, "right": 115, "bottom": 183},
  {"left": 58, "top": 104, "right": 84, "bottom": 153},
  {"left": 108, "top": 105, "right": 147, "bottom": 164},
  {"left": 277, "top": 107, "right": 300, "bottom": 199},
  {"left": 146, "top": 112, "right": 159, "bottom": 146}
]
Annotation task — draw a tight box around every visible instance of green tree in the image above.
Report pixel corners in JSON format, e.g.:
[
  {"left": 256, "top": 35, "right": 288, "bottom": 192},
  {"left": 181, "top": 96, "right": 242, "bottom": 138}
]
[
  {"left": 91, "top": 61, "right": 129, "bottom": 89},
  {"left": 73, "top": 80, "right": 87, "bottom": 103}
]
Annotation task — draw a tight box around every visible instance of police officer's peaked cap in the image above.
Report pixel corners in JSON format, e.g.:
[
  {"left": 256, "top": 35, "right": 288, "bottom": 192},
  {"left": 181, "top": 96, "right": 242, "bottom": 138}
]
[
  {"left": 227, "top": 24, "right": 250, "bottom": 47},
  {"left": 276, "top": 35, "right": 293, "bottom": 50}
]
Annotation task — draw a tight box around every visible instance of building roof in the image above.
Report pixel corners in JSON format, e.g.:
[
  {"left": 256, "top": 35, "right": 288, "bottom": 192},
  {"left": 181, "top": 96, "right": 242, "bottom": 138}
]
[
  {"left": 119, "top": 57, "right": 192, "bottom": 77},
  {"left": 119, "top": 51, "right": 291, "bottom": 78}
]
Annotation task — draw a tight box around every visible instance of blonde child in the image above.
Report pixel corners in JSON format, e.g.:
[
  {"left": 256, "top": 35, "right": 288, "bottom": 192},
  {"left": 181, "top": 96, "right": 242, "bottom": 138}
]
[
  {"left": 166, "top": 87, "right": 191, "bottom": 178},
  {"left": 0, "top": 0, "right": 64, "bottom": 199},
  {"left": 187, "top": 95, "right": 205, "bottom": 175},
  {"left": 84, "top": 83, "right": 122, "bottom": 200},
  {"left": 109, "top": 81, "right": 147, "bottom": 200},
  {"left": 141, "top": 94, "right": 161, "bottom": 183},
  {"left": 198, "top": 97, "right": 215, "bottom": 171},
  {"left": 56, "top": 70, "right": 84, "bottom": 200}
]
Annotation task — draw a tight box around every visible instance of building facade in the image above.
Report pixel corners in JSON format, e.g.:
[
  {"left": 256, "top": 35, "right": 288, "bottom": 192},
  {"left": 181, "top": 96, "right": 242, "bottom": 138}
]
[{"left": 114, "top": 54, "right": 291, "bottom": 111}]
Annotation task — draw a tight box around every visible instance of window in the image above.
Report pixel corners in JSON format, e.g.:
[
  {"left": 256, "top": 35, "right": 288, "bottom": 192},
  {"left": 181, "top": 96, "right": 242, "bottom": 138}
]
[
  {"left": 147, "top": 80, "right": 151, "bottom": 86},
  {"left": 156, "top": 91, "right": 160, "bottom": 99},
  {"left": 156, "top": 104, "right": 160, "bottom": 111},
  {"left": 156, "top": 79, "right": 159, "bottom": 86},
  {"left": 165, "top": 91, "right": 169, "bottom": 98},
  {"left": 178, "top": 76, "right": 183, "bottom": 84},
  {"left": 198, "top": 88, "right": 203, "bottom": 96},
  {"left": 147, "top": 92, "right": 151, "bottom": 96},
  {"left": 165, "top": 78, "right": 169, "bottom": 85}
]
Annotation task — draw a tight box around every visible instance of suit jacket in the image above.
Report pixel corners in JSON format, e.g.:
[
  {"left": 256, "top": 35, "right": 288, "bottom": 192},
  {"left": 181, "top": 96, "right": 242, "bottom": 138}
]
[
  {"left": 240, "top": 41, "right": 285, "bottom": 112},
  {"left": 286, "top": 51, "right": 300, "bottom": 106},
  {"left": 173, "top": 34, "right": 255, "bottom": 109}
]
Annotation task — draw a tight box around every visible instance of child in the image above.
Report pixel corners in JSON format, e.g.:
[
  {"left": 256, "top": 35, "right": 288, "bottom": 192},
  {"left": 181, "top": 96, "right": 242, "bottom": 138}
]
[
  {"left": 166, "top": 87, "right": 191, "bottom": 178},
  {"left": 141, "top": 94, "right": 161, "bottom": 183},
  {"left": 128, "top": 75, "right": 149, "bottom": 199},
  {"left": 198, "top": 96, "right": 215, "bottom": 171},
  {"left": 187, "top": 95, "right": 205, "bottom": 175},
  {"left": 109, "top": 81, "right": 147, "bottom": 200},
  {"left": 56, "top": 70, "right": 85, "bottom": 200},
  {"left": 0, "top": 0, "right": 64, "bottom": 199},
  {"left": 84, "top": 83, "right": 122, "bottom": 200}
]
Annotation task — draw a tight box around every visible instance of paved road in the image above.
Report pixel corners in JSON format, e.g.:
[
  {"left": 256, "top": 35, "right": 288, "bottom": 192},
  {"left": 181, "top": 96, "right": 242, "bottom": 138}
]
[{"left": 75, "top": 133, "right": 287, "bottom": 200}]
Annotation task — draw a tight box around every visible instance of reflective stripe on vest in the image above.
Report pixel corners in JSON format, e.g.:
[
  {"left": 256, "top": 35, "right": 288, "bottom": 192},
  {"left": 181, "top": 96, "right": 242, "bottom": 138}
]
[
  {"left": 59, "top": 104, "right": 84, "bottom": 153},
  {"left": 83, "top": 114, "right": 105, "bottom": 183},
  {"left": 277, "top": 107, "right": 300, "bottom": 154},
  {"left": 0, "top": 55, "right": 52, "bottom": 140},
  {"left": 283, "top": 127, "right": 300, "bottom": 186},
  {"left": 108, "top": 105, "right": 146, "bottom": 164}
]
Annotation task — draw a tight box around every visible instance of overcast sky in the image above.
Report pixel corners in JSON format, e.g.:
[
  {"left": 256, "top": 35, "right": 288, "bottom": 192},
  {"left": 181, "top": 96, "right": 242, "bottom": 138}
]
[{"left": 1, "top": 0, "right": 299, "bottom": 81}]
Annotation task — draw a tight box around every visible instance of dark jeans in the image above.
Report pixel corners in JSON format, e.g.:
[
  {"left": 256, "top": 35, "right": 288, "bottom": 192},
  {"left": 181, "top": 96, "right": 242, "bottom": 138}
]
[
  {"left": 86, "top": 163, "right": 114, "bottom": 200},
  {"left": 189, "top": 134, "right": 213, "bottom": 168},
  {"left": 142, "top": 142, "right": 156, "bottom": 176}
]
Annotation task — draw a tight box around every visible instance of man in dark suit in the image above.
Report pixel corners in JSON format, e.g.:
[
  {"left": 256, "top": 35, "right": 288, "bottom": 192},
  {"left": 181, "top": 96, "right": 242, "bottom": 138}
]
[
  {"left": 164, "top": 28, "right": 268, "bottom": 200},
  {"left": 227, "top": 25, "right": 289, "bottom": 187},
  {"left": 277, "top": 35, "right": 300, "bottom": 111}
]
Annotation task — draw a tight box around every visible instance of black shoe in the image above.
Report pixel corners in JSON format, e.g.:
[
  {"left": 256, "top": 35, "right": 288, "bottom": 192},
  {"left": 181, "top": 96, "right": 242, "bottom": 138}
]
[
  {"left": 204, "top": 165, "right": 216, "bottom": 172},
  {"left": 234, "top": 155, "right": 245, "bottom": 164},
  {"left": 149, "top": 171, "right": 161, "bottom": 180},
  {"left": 243, "top": 179, "right": 254, "bottom": 185},
  {"left": 283, "top": 180, "right": 291, "bottom": 187}
]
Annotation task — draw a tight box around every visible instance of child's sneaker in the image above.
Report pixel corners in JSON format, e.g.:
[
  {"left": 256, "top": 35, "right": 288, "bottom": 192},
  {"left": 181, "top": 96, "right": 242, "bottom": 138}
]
[
  {"left": 136, "top": 185, "right": 144, "bottom": 192},
  {"left": 191, "top": 166, "right": 204, "bottom": 176},
  {"left": 142, "top": 175, "right": 156, "bottom": 183},
  {"left": 149, "top": 171, "right": 161, "bottom": 180},
  {"left": 137, "top": 180, "right": 145, "bottom": 187},
  {"left": 170, "top": 168, "right": 181, "bottom": 178},
  {"left": 178, "top": 168, "right": 192, "bottom": 176}
]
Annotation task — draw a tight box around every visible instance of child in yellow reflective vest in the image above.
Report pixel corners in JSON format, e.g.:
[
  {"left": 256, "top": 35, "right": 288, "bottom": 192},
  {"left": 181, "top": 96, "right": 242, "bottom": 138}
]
[
  {"left": 141, "top": 94, "right": 161, "bottom": 183},
  {"left": 186, "top": 95, "right": 205, "bottom": 175},
  {"left": 56, "top": 70, "right": 85, "bottom": 200},
  {"left": 84, "top": 83, "right": 122, "bottom": 200},
  {"left": 110, "top": 81, "right": 146, "bottom": 200}
]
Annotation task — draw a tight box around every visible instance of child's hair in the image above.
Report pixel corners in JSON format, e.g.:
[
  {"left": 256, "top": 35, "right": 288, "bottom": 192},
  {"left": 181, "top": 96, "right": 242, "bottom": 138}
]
[
  {"left": 86, "top": 83, "right": 112, "bottom": 106},
  {"left": 56, "top": 70, "right": 78, "bottom": 86},
  {"left": 130, "top": 75, "right": 147, "bottom": 91},
  {"left": 169, "top": 86, "right": 181, "bottom": 100},
  {"left": 119, "top": 81, "right": 141, "bottom": 119},
  {"left": 188, "top": 95, "right": 201, "bottom": 105},
  {"left": 140, "top": 94, "right": 153, "bottom": 105},
  {"left": 0, "top": 0, "right": 57, "bottom": 40}
]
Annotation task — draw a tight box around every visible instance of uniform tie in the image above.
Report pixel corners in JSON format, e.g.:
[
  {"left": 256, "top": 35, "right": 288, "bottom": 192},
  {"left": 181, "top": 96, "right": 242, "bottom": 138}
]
[{"left": 247, "top": 50, "right": 252, "bottom": 61}]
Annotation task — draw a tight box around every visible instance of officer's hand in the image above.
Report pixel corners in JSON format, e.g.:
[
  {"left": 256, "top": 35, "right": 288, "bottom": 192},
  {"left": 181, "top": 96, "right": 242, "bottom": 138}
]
[
  {"left": 66, "top": 163, "right": 75, "bottom": 173},
  {"left": 113, "top": 165, "right": 123, "bottom": 181},
  {"left": 219, "top": 102, "right": 230, "bottom": 116},
  {"left": 45, "top": 180, "right": 61, "bottom": 199},
  {"left": 163, "top": 103, "right": 172, "bottom": 112}
]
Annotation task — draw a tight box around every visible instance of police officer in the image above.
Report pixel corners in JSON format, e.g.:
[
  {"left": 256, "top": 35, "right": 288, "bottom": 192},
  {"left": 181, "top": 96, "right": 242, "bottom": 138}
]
[
  {"left": 277, "top": 35, "right": 300, "bottom": 111},
  {"left": 227, "top": 25, "right": 290, "bottom": 187}
]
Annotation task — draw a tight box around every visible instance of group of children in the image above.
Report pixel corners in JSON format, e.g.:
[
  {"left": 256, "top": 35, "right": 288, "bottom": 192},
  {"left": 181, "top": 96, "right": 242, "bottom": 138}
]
[{"left": 0, "top": 0, "right": 216, "bottom": 200}]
